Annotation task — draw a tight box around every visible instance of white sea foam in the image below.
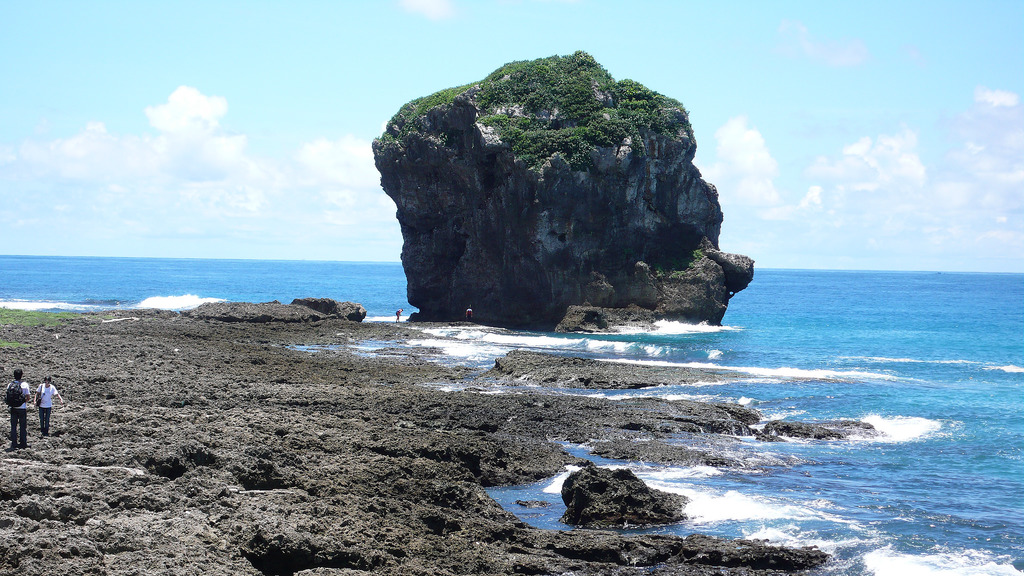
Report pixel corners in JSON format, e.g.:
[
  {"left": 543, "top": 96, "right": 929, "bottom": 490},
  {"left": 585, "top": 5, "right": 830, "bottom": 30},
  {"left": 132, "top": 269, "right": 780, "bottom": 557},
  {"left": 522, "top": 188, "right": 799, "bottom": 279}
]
[
  {"left": 843, "top": 355, "right": 981, "bottom": 366},
  {"left": 863, "top": 546, "right": 1021, "bottom": 576},
  {"left": 419, "top": 326, "right": 582, "bottom": 350},
  {"left": 643, "top": 466, "right": 723, "bottom": 480},
  {"left": 986, "top": 364, "right": 1024, "bottom": 373},
  {"left": 845, "top": 356, "right": 1024, "bottom": 375},
  {"left": 761, "top": 409, "right": 807, "bottom": 421},
  {"left": 415, "top": 325, "right": 674, "bottom": 362},
  {"left": 136, "top": 295, "right": 224, "bottom": 310},
  {"left": 860, "top": 415, "right": 941, "bottom": 443},
  {"left": 707, "top": 349, "right": 723, "bottom": 360},
  {"left": 645, "top": 483, "right": 836, "bottom": 525},
  {"left": 601, "top": 358, "right": 898, "bottom": 382},
  {"left": 615, "top": 320, "right": 742, "bottom": 335},
  {"left": 407, "top": 338, "right": 509, "bottom": 364},
  {"left": 742, "top": 525, "right": 871, "bottom": 554},
  {"left": 543, "top": 465, "right": 583, "bottom": 494},
  {"left": 366, "top": 315, "right": 408, "bottom": 323},
  {"left": 602, "top": 391, "right": 723, "bottom": 403},
  {"left": 738, "top": 397, "right": 754, "bottom": 406}
]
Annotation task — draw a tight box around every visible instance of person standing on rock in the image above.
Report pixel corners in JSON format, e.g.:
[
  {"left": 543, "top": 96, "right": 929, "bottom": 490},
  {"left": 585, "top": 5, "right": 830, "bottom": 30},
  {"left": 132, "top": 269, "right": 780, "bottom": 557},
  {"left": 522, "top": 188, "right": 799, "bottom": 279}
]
[
  {"left": 396, "top": 308, "right": 403, "bottom": 322},
  {"left": 32, "top": 376, "right": 65, "bottom": 437},
  {"left": 7, "top": 368, "right": 30, "bottom": 450},
  {"left": 465, "top": 307, "right": 473, "bottom": 322}
]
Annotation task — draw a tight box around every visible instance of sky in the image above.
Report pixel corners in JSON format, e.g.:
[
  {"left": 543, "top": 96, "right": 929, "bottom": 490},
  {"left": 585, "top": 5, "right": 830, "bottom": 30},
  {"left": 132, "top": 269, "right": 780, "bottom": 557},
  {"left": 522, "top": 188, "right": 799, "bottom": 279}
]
[{"left": 1, "top": 0, "right": 1021, "bottom": 272}]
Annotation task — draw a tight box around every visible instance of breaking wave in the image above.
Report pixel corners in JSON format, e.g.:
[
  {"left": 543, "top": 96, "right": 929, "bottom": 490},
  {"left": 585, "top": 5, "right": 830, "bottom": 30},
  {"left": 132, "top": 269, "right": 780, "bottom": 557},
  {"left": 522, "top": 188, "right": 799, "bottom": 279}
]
[{"left": 136, "top": 295, "right": 225, "bottom": 310}]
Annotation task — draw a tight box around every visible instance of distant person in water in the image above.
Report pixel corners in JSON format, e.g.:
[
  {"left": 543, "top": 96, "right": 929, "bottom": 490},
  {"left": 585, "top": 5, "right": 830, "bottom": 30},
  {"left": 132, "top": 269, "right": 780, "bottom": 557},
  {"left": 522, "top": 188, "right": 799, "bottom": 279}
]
[
  {"left": 395, "top": 308, "right": 403, "bottom": 322},
  {"left": 33, "top": 376, "right": 65, "bottom": 437},
  {"left": 465, "top": 307, "right": 473, "bottom": 322}
]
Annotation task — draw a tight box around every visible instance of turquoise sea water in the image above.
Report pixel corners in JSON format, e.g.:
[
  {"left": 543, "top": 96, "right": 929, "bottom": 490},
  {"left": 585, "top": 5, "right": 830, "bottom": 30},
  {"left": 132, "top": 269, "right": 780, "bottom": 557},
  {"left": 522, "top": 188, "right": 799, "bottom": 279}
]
[{"left": 2, "top": 255, "right": 1022, "bottom": 575}]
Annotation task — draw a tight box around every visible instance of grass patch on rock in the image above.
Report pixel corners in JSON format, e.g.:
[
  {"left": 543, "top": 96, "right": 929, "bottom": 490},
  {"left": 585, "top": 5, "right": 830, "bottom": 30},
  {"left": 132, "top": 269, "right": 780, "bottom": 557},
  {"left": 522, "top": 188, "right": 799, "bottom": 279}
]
[{"left": 0, "top": 309, "right": 76, "bottom": 326}]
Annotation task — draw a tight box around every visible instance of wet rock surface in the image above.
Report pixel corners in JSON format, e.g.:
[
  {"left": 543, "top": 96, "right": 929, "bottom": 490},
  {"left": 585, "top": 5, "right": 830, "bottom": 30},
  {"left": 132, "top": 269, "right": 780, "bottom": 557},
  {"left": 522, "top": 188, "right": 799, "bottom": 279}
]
[
  {"left": 560, "top": 464, "right": 688, "bottom": 528},
  {"left": 485, "top": 349, "right": 729, "bottom": 390},
  {"left": 1, "top": 310, "right": 828, "bottom": 575},
  {"left": 757, "top": 420, "right": 878, "bottom": 441}
]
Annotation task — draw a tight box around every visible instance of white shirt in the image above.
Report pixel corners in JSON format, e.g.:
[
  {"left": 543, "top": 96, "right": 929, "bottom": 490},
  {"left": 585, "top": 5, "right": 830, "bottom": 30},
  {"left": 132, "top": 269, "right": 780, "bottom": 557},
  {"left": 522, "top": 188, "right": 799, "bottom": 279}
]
[{"left": 37, "top": 383, "right": 58, "bottom": 408}]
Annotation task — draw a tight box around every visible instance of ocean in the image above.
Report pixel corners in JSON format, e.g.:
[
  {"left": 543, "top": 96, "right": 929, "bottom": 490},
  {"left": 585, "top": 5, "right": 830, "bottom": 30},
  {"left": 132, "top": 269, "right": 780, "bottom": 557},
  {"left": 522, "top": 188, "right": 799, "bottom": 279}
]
[{"left": 2, "top": 255, "right": 1022, "bottom": 575}]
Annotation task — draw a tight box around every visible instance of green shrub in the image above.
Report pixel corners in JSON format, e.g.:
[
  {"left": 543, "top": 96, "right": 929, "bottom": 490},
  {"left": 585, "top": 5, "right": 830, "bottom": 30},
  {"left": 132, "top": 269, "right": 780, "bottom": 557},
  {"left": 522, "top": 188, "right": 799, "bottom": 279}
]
[
  {"left": 382, "top": 51, "right": 693, "bottom": 171},
  {"left": 658, "top": 248, "right": 707, "bottom": 279}
]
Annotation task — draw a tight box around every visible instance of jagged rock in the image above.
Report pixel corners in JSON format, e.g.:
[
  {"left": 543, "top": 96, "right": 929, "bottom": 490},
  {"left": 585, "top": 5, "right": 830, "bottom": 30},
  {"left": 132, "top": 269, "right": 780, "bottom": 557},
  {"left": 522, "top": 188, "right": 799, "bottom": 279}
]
[
  {"left": 560, "top": 464, "right": 687, "bottom": 528},
  {"left": 554, "top": 304, "right": 655, "bottom": 332},
  {"left": 588, "top": 439, "right": 737, "bottom": 468},
  {"left": 373, "top": 51, "right": 753, "bottom": 329},
  {"left": 702, "top": 238, "right": 755, "bottom": 295},
  {"left": 758, "top": 420, "right": 878, "bottom": 441},
  {"left": 673, "top": 533, "right": 830, "bottom": 572},
  {"left": 291, "top": 298, "right": 367, "bottom": 322}
]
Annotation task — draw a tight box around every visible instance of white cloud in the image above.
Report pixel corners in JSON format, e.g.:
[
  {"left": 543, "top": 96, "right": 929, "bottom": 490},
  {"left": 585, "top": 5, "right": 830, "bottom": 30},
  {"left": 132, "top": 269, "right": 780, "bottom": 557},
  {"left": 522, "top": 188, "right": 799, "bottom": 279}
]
[
  {"left": 145, "top": 86, "right": 227, "bottom": 135},
  {"left": 940, "top": 86, "right": 1023, "bottom": 214},
  {"left": 295, "top": 135, "right": 380, "bottom": 188},
  {"left": 17, "top": 121, "right": 160, "bottom": 181},
  {"left": 806, "top": 128, "right": 926, "bottom": 192},
  {"left": 778, "top": 20, "right": 869, "bottom": 67},
  {"left": 1, "top": 86, "right": 400, "bottom": 260},
  {"left": 702, "top": 116, "right": 781, "bottom": 206},
  {"left": 795, "top": 89, "right": 1023, "bottom": 269},
  {"left": 13, "top": 87, "right": 260, "bottom": 184},
  {"left": 975, "top": 87, "right": 1019, "bottom": 108},
  {"left": 399, "top": 0, "right": 455, "bottom": 20},
  {"left": 799, "top": 185, "right": 823, "bottom": 210}
]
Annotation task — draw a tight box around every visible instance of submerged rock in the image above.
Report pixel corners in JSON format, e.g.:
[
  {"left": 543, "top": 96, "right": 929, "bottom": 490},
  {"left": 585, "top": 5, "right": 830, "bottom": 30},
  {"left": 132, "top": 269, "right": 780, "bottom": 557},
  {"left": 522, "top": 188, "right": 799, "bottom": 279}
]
[
  {"left": 560, "top": 464, "right": 687, "bottom": 528},
  {"left": 373, "top": 51, "right": 753, "bottom": 329}
]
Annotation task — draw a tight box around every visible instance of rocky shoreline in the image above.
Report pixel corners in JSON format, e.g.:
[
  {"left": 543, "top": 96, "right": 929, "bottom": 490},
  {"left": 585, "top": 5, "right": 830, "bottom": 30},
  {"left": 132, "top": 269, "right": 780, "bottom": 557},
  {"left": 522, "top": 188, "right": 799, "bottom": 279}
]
[{"left": 1, "top": 304, "right": 829, "bottom": 575}]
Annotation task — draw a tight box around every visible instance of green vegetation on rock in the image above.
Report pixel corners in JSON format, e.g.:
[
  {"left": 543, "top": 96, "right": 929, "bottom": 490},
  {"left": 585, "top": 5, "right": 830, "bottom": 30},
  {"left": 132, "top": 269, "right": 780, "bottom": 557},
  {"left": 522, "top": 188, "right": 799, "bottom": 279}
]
[
  {"left": 0, "top": 309, "right": 76, "bottom": 327},
  {"left": 655, "top": 248, "right": 707, "bottom": 279},
  {"left": 382, "top": 51, "right": 693, "bottom": 171},
  {"left": 0, "top": 309, "right": 75, "bottom": 347}
]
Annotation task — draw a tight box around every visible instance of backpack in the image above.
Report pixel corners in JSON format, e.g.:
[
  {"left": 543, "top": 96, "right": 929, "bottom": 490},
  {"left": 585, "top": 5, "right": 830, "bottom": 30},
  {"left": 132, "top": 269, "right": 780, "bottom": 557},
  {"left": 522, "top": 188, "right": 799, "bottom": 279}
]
[{"left": 5, "top": 381, "right": 25, "bottom": 408}]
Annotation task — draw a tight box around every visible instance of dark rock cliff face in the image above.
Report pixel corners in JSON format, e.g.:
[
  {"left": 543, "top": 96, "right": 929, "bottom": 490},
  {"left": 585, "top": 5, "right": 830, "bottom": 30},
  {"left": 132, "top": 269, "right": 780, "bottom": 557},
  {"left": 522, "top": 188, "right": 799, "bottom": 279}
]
[{"left": 373, "top": 52, "right": 753, "bottom": 329}]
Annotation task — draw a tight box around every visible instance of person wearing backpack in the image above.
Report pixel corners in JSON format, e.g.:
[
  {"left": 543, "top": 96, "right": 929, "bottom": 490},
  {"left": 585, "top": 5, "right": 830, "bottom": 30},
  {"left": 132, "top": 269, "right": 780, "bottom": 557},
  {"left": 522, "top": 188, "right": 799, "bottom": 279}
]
[
  {"left": 7, "top": 368, "right": 30, "bottom": 450},
  {"left": 32, "top": 376, "right": 65, "bottom": 437}
]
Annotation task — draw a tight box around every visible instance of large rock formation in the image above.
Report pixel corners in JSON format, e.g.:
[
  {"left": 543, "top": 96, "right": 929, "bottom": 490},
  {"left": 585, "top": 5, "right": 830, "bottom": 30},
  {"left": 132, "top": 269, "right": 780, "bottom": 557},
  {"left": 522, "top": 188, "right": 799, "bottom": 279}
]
[{"left": 374, "top": 51, "right": 753, "bottom": 329}]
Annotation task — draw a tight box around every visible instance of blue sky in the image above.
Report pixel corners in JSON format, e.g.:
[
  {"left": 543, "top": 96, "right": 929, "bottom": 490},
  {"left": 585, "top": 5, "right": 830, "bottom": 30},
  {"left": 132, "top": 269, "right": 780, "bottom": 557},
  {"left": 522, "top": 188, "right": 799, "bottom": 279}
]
[{"left": 1, "top": 0, "right": 1021, "bottom": 272}]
